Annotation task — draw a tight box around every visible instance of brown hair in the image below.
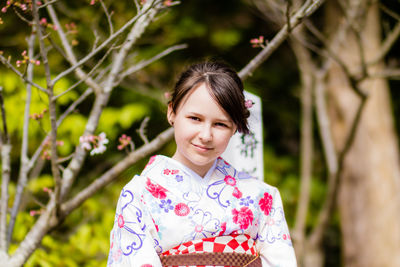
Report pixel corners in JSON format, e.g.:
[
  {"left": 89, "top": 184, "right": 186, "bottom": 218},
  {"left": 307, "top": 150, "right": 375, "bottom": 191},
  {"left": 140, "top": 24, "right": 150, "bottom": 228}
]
[{"left": 169, "top": 61, "right": 250, "bottom": 134}]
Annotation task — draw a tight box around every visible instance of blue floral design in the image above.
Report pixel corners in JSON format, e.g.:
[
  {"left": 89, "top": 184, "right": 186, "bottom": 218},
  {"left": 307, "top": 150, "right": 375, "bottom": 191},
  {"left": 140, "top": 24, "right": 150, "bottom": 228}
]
[
  {"left": 175, "top": 174, "right": 183, "bottom": 182},
  {"left": 112, "top": 189, "right": 146, "bottom": 257},
  {"left": 239, "top": 196, "right": 254, "bottom": 207},
  {"left": 185, "top": 208, "right": 220, "bottom": 240},
  {"left": 159, "top": 199, "right": 174, "bottom": 213}
]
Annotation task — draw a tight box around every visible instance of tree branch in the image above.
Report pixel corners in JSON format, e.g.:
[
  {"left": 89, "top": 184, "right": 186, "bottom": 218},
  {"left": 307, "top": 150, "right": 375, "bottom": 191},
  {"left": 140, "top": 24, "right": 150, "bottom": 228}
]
[
  {"left": 52, "top": 0, "right": 161, "bottom": 84},
  {"left": 290, "top": 32, "right": 315, "bottom": 264},
  {"left": 239, "top": 0, "right": 326, "bottom": 80},
  {"left": 7, "top": 32, "right": 36, "bottom": 246},
  {"left": 46, "top": 2, "right": 103, "bottom": 94},
  {"left": 0, "top": 55, "right": 47, "bottom": 93},
  {"left": 60, "top": 0, "right": 164, "bottom": 201},
  {"left": 33, "top": 0, "right": 63, "bottom": 212},
  {"left": 0, "top": 86, "right": 11, "bottom": 253},
  {"left": 61, "top": 127, "right": 174, "bottom": 215},
  {"left": 118, "top": 43, "right": 188, "bottom": 82}
]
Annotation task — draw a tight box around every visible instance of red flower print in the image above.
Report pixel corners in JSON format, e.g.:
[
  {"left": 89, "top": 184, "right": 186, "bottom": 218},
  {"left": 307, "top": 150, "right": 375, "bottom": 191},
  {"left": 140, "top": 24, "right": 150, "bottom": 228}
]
[
  {"left": 232, "top": 207, "right": 254, "bottom": 230},
  {"left": 174, "top": 203, "right": 190, "bottom": 216},
  {"left": 171, "top": 169, "right": 179, "bottom": 175},
  {"left": 141, "top": 265, "right": 153, "bottom": 267},
  {"left": 163, "top": 169, "right": 171, "bottom": 175},
  {"left": 224, "top": 175, "right": 236, "bottom": 186},
  {"left": 118, "top": 214, "right": 125, "bottom": 228},
  {"left": 152, "top": 218, "right": 159, "bottom": 232},
  {"left": 144, "top": 155, "right": 156, "bottom": 169},
  {"left": 219, "top": 222, "right": 227, "bottom": 236},
  {"left": 232, "top": 187, "right": 242, "bottom": 199},
  {"left": 146, "top": 178, "right": 167, "bottom": 199},
  {"left": 259, "top": 192, "right": 273, "bottom": 216}
]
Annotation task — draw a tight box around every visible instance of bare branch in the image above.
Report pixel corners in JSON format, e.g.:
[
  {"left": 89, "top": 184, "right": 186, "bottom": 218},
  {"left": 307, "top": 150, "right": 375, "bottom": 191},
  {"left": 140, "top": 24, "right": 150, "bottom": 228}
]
[
  {"left": 52, "top": 0, "right": 161, "bottom": 84},
  {"left": 118, "top": 43, "right": 188, "bottom": 82},
  {"left": 46, "top": 3, "right": 103, "bottom": 94},
  {"left": 137, "top": 117, "right": 150, "bottom": 144},
  {"left": 99, "top": 0, "right": 114, "bottom": 35},
  {"left": 290, "top": 34, "right": 314, "bottom": 263},
  {"left": 239, "top": 0, "right": 325, "bottom": 80},
  {"left": 309, "top": 71, "right": 368, "bottom": 249},
  {"left": 38, "top": 0, "right": 59, "bottom": 9},
  {"left": 33, "top": 0, "right": 63, "bottom": 209},
  {"left": 7, "top": 32, "right": 36, "bottom": 246},
  {"left": 0, "top": 55, "right": 47, "bottom": 93},
  {"left": 61, "top": 127, "right": 174, "bottom": 216},
  {"left": 60, "top": 0, "right": 164, "bottom": 201},
  {"left": 368, "top": 21, "right": 400, "bottom": 65},
  {"left": 0, "top": 86, "right": 11, "bottom": 253},
  {"left": 369, "top": 68, "right": 400, "bottom": 79},
  {"left": 304, "top": 21, "right": 367, "bottom": 98}
]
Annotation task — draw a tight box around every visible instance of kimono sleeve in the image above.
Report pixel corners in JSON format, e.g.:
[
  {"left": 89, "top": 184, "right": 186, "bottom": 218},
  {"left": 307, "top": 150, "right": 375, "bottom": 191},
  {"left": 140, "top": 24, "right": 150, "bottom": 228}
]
[
  {"left": 108, "top": 182, "right": 162, "bottom": 267},
  {"left": 256, "top": 187, "right": 297, "bottom": 267}
]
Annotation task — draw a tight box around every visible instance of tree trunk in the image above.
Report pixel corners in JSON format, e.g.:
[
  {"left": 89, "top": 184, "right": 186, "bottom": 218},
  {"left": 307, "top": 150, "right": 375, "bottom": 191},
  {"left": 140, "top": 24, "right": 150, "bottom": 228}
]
[{"left": 325, "top": 1, "right": 400, "bottom": 266}]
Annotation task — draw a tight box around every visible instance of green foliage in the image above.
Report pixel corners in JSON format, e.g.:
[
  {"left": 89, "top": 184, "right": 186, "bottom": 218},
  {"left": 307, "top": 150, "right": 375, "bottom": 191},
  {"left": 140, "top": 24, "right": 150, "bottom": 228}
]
[
  {"left": 210, "top": 29, "right": 242, "bottom": 51},
  {"left": 98, "top": 103, "right": 149, "bottom": 139}
]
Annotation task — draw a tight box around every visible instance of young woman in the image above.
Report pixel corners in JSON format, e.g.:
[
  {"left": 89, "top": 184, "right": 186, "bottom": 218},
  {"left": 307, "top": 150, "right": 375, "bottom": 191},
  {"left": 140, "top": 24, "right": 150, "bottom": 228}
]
[{"left": 108, "top": 61, "right": 297, "bottom": 266}]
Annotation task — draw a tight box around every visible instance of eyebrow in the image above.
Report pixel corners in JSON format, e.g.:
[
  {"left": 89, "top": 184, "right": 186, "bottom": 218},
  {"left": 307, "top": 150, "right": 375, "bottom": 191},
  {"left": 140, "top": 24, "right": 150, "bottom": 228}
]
[{"left": 188, "top": 112, "right": 232, "bottom": 124}]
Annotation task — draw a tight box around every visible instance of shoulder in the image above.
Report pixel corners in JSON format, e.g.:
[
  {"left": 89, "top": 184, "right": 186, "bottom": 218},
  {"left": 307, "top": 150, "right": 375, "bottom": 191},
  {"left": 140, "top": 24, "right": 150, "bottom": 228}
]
[
  {"left": 122, "top": 155, "right": 172, "bottom": 194},
  {"left": 216, "top": 157, "right": 278, "bottom": 191}
]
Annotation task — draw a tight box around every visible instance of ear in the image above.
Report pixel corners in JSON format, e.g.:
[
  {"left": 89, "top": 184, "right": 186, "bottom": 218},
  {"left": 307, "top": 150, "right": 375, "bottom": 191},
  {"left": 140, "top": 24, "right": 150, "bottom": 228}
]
[{"left": 167, "top": 103, "right": 175, "bottom": 126}]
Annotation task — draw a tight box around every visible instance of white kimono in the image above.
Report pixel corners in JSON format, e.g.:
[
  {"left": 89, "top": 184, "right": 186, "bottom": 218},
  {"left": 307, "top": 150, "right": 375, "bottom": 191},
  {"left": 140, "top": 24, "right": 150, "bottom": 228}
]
[{"left": 108, "top": 155, "right": 297, "bottom": 266}]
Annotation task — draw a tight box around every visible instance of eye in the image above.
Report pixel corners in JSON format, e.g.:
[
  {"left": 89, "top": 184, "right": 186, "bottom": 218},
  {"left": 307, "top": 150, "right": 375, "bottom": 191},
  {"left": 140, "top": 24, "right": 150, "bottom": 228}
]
[
  {"left": 215, "top": 122, "right": 229, "bottom": 128},
  {"left": 188, "top": 116, "right": 200, "bottom": 121}
]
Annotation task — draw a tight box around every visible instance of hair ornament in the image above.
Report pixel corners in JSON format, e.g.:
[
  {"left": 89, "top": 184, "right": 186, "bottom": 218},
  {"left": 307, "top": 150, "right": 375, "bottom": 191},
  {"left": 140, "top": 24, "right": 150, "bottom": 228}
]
[{"left": 244, "top": 99, "right": 255, "bottom": 108}]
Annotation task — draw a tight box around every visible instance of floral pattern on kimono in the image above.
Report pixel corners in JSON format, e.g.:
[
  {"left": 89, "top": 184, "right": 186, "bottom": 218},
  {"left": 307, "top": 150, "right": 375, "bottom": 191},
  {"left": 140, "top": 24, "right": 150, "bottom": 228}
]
[{"left": 108, "top": 155, "right": 297, "bottom": 267}]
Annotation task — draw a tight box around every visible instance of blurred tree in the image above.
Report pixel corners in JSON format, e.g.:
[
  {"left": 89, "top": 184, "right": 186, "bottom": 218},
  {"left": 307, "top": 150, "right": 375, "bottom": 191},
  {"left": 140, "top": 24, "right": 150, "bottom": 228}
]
[
  {"left": 0, "top": 0, "right": 323, "bottom": 266},
  {"left": 250, "top": 0, "right": 400, "bottom": 266}
]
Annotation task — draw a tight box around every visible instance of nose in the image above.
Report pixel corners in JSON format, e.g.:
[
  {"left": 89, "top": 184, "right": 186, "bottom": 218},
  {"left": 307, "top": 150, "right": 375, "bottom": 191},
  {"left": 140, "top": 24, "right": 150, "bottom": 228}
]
[{"left": 199, "top": 124, "right": 212, "bottom": 142}]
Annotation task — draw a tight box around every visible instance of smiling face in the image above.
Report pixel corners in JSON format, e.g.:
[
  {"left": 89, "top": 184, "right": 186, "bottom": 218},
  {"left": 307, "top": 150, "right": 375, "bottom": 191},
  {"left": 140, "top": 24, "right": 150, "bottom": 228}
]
[{"left": 168, "top": 83, "right": 237, "bottom": 177}]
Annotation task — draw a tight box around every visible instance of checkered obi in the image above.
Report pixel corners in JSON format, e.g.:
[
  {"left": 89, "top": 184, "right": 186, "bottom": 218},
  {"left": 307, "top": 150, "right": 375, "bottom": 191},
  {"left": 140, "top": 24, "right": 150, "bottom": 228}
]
[{"left": 160, "top": 234, "right": 258, "bottom": 267}]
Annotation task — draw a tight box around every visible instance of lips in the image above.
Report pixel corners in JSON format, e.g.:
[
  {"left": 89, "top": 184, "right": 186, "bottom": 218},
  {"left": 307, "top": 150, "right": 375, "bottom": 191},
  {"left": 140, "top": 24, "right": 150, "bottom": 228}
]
[{"left": 192, "top": 143, "right": 212, "bottom": 152}]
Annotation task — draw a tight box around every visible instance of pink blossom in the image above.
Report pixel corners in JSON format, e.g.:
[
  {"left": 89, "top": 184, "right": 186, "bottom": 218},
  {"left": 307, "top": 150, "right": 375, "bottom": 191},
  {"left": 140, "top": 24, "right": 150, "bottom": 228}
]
[
  {"left": 37, "top": 1, "right": 43, "bottom": 6},
  {"left": 146, "top": 178, "right": 167, "bottom": 199},
  {"left": 232, "top": 207, "right": 254, "bottom": 230},
  {"left": 250, "top": 36, "right": 265, "bottom": 48},
  {"left": 35, "top": 60, "right": 40, "bottom": 65},
  {"left": 259, "top": 192, "right": 273, "bottom": 216},
  {"left": 118, "top": 134, "right": 132, "bottom": 150},
  {"left": 40, "top": 18, "right": 47, "bottom": 25},
  {"left": 90, "top": 0, "right": 96, "bottom": 5},
  {"left": 164, "top": 92, "right": 171, "bottom": 99},
  {"left": 16, "top": 60, "right": 21, "bottom": 67},
  {"left": 244, "top": 99, "right": 254, "bottom": 108},
  {"left": 20, "top": 4, "right": 27, "bottom": 11},
  {"left": 30, "top": 210, "right": 37, "bottom": 216},
  {"left": 224, "top": 175, "right": 236, "bottom": 186},
  {"left": 43, "top": 187, "right": 52, "bottom": 193}
]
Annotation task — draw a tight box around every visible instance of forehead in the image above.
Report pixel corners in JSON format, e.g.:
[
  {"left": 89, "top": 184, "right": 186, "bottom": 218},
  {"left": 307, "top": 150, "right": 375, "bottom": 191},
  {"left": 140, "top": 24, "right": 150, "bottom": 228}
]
[{"left": 177, "top": 83, "right": 232, "bottom": 121}]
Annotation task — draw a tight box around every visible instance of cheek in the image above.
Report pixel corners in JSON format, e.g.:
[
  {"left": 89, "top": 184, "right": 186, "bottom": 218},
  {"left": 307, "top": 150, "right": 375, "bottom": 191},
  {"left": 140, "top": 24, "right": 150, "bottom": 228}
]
[{"left": 216, "top": 131, "right": 234, "bottom": 147}]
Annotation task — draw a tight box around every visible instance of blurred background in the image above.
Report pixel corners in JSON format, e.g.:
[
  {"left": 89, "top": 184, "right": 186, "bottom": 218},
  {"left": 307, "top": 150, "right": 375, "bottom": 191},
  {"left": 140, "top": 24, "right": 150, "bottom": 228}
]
[{"left": 0, "top": 0, "right": 399, "bottom": 266}]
